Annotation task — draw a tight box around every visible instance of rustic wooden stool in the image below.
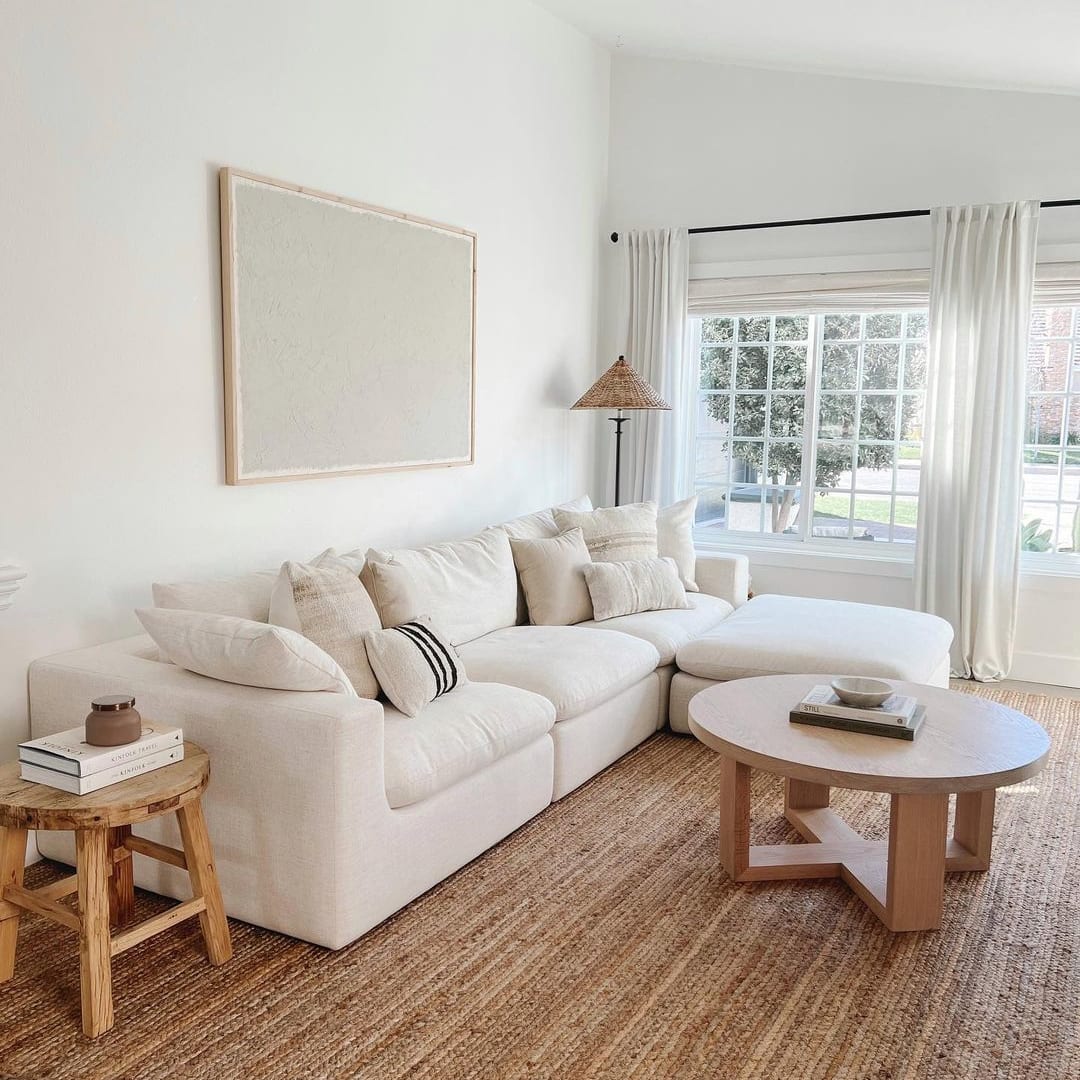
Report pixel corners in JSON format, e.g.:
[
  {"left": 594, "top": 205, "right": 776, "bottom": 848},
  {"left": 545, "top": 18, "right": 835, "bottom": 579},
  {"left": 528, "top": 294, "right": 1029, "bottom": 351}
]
[{"left": 0, "top": 741, "right": 231, "bottom": 1037}]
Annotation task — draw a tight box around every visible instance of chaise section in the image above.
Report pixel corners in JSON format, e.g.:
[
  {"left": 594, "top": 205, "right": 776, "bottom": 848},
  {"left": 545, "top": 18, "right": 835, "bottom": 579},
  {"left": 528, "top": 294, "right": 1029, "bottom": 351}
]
[
  {"left": 668, "top": 594, "right": 954, "bottom": 732},
  {"left": 383, "top": 683, "right": 555, "bottom": 808},
  {"left": 456, "top": 626, "right": 660, "bottom": 721},
  {"left": 577, "top": 593, "right": 733, "bottom": 665}
]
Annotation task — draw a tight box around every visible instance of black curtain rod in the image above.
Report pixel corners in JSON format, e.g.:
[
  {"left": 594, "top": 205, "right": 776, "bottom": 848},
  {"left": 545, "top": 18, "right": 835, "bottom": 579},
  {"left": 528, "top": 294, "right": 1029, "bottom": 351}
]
[{"left": 608, "top": 198, "right": 1080, "bottom": 243}]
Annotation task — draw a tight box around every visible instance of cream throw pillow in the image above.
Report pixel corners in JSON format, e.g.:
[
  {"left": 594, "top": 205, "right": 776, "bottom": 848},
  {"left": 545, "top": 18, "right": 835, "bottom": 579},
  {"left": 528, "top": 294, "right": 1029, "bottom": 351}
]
[
  {"left": 583, "top": 557, "right": 690, "bottom": 622},
  {"left": 136, "top": 608, "right": 356, "bottom": 695},
  {"left": 509, "top": 528, "right": 593, "bottom": 626},
  {"left": 553, "top": 502, "right": 659, "bottom": 564},
  {"left": 364, "top": 617, "right": 468, "bottom": 717},
  {"left": 362, "top": 528, "right": 517, "bottom": 646},
  {"left": 658, "top": 496, "right": 699, "bottom": 591},
  {"left": 269, "top": 558, "right": 381, "bottom": 698}
]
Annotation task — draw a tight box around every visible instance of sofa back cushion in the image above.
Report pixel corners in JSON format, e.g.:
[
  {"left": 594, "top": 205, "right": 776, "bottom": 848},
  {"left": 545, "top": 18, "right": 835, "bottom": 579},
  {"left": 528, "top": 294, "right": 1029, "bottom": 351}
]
[
  {"left": 152, "top": 569, "right": 279, "bottom": 622},
  {"left": 362, "top": 527, "right": 518, "bottom": 646}
]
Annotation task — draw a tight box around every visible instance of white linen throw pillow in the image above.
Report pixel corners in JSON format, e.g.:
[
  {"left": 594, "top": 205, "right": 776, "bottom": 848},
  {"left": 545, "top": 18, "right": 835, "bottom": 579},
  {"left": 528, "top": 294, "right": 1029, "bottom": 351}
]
[
  {"left": 136, "top": 607, "right": 356, "bottom": 695},
  {"left": 657, "top": 496, "right": 699, "bottom": 591},
  {"left": 582, "top": 557, "right": 690, "bottom": 622},
  {"left": 509, "top": 528, "right": 593, "bottom": 625},
  {"left": 364, "top": 617, "right": 468, "bottom": 717}
]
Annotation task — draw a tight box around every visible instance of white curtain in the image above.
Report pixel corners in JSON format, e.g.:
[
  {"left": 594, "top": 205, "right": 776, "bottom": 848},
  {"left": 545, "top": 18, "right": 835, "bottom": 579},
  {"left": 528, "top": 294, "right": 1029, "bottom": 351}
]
[
  {"left": 914, "top": 202, "right": 1040, "bottom": 680},
  {"left": 621, "top": 228, "right": 690, "bottom": 505}
]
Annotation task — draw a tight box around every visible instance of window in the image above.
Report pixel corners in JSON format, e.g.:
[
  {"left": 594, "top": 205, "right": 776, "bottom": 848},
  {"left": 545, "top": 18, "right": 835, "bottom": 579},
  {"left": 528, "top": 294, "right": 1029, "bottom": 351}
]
[
  {"left": 692, "top": 311, "right": 928, "bottom": 545},
  {"left": 1022, "top": 305, "right": 1080, "bottom": 556}
]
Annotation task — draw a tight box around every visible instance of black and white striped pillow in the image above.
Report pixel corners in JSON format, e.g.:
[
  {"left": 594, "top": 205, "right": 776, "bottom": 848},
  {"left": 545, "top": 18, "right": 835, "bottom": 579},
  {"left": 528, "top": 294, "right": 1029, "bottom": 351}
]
[{"left": 363, "top": 617, "right": 468, "bottom": 717}]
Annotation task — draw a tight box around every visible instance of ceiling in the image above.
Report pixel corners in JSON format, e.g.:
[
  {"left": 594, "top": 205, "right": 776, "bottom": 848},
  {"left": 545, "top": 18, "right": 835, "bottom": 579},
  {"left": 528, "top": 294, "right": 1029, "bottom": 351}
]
[{"left": 535, "top": 0, "right": 1080, "bottom": 95}]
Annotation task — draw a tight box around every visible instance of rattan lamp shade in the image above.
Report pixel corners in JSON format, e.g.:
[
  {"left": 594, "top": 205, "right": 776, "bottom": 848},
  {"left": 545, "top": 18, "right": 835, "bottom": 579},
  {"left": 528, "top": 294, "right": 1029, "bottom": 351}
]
[{"left": 571, "top": 356, "right": 670, "bottom": 411}]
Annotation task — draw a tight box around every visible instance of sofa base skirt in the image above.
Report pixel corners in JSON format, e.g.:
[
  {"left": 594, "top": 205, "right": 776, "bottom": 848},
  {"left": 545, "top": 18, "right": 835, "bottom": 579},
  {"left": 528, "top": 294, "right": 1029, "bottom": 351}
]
[
  {"left": 551, "top": 673, "right": 660, "bottom": 801},
  {"left": 668, "top": 655, "right": 953, "bottom": 735}
]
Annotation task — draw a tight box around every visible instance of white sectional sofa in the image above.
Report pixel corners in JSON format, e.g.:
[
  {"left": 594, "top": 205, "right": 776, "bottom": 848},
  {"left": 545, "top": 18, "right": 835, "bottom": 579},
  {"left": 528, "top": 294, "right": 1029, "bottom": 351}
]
[{"left": 28, "top": 502, "right": 953, "bottom": 949}]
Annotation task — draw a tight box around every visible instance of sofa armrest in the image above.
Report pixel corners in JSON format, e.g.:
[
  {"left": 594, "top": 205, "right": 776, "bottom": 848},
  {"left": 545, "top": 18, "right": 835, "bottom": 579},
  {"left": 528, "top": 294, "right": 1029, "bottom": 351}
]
[
  {"left": 28, "top": 636, "right": 387, "bottom": 945},
  {"left": 29, "top": 636, "right": 385, "bottom": 799},
  {"left": 695, "top": 552, "right": 750, "bottom": 607}
]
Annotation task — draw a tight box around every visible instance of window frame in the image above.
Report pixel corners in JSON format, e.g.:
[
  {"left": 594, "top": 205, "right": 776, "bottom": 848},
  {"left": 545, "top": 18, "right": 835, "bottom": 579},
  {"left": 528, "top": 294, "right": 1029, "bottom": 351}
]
[
  {"left": 1020, "top": 303, "right": 1080, "bottom": 570},
  {"left": 689, "top": 310, "right": 927, "bottom": 552}
]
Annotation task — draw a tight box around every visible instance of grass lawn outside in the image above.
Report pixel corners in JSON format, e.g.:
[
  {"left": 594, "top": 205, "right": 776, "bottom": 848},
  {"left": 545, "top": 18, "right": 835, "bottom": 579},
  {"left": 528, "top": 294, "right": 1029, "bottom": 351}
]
[{"left": 814, "top": 494, "right": 919, "bottom": 526}]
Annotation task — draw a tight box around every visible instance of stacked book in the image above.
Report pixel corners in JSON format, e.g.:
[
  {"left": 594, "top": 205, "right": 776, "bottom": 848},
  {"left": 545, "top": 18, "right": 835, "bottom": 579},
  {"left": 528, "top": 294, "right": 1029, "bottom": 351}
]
[
  {"left": 19, "top": 722, "right": 184, "bottom": 795},
  {"left": 790, "top": 685, "right": 925, "bottom": 741}
]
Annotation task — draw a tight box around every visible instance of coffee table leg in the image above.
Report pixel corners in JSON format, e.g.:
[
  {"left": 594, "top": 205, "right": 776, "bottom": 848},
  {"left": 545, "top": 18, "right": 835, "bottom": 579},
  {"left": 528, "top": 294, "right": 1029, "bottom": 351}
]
[
  {"left": 0, "top": 826, "right": 28, "bottom": 982},
  {"left": 885, "top": 792, "right": 949, "bottom": 932},
  {"left": 717, "top": 756, "right": 751, "bottom": 882},
  {"left": 108, "top": 826, "right": 135, "bottom": 928},
  {"left": 953, "top": 789, "right": 995, "bottom": 871},
  {"left": 177, "top": 799, "right": 232, "bottom": 966},
  {"left": 76, "top": 829, "right": 114, "bottom": 1037}
]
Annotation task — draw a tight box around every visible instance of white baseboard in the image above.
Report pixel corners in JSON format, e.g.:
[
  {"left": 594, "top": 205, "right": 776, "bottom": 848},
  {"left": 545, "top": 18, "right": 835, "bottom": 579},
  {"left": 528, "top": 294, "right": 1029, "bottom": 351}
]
[{"left": 1010, "top": 651, "right": 1080, "bottom": 689}]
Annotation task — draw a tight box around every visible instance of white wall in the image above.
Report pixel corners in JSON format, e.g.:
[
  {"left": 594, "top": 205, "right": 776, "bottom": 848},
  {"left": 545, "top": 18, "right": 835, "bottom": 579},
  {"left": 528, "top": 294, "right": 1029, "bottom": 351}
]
[
  {"left": 0, "top": 0, "right": 611, "bottom": 762},
  {"left": 605, "top": 56, "right": 1080, "bottom": 686}
]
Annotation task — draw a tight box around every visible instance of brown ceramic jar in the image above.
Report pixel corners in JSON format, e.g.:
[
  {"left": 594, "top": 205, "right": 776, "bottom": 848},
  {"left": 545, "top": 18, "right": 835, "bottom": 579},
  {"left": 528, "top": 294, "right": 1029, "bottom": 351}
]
[{"left": 85, "top": 695, "right": 143, "bottom": 747}]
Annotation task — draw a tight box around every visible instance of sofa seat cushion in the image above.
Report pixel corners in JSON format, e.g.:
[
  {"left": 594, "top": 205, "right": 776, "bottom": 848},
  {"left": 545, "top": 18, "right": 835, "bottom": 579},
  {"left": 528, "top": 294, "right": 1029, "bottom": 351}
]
[
  {"left": 675, "top": 594, "right": 954, "bottom": 682},
  {"left": 457, "top": 626, "right": 660, "bottom": 721},
  {"left": 383, "top": 682, "right": 555, "bottom": 808},
  {"left": 577, "top": 593, "right": 733, "bottom": 666}
]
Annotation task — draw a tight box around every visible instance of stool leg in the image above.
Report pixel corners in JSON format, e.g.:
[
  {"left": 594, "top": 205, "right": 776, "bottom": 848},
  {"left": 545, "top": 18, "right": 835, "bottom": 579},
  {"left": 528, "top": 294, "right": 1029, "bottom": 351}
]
[
  {"left": 108, "top": 826, "right": 135, "bottom": 928},
  {"left": 76, "top": 829, "right": 114, "bottom": 1037},
  {"left": 177, "top": 799, "right": 232, "bottom": 966},
  {"left": 0, "top": 826, "right": 28, "bottom": 982}
]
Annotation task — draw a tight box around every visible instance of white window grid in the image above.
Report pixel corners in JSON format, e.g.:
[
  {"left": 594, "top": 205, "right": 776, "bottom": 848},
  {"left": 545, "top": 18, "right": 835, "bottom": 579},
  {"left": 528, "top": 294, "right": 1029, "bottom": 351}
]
[
  {"left": 1022, "top": 305, "right": 1080, "bottom": 555},
  {"left": 692, "top": 311, "right": 928, "bottom": 545}
]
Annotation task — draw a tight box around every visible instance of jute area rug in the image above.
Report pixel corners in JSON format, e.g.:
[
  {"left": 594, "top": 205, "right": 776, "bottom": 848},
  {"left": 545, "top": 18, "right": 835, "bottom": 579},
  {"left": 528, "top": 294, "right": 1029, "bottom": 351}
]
[{"left": 0, "top": 683, "right": 1076, "bottom": 1080}]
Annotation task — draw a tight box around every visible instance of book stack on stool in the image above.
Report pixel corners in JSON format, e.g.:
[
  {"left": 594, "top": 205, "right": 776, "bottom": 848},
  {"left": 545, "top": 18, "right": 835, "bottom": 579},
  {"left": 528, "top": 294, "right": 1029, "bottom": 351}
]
[
  {"left": 19, "top": 695, "right": 183, "bottom": 794},
  {"left": 790, "top": 677, "right": 926, "bottom": 741}
]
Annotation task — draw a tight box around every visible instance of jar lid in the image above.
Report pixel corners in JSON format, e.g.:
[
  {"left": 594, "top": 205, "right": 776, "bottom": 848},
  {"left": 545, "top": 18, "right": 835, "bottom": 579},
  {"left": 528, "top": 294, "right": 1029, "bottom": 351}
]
[{"left": 91, "top": 694, "right": 136, "bottom": 712}]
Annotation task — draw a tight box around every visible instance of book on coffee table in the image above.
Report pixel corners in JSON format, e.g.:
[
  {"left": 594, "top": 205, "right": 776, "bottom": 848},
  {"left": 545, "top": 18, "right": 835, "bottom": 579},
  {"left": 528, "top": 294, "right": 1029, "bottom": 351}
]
[
  {"left": 798, "top": 685, "right": 917, "bottom": 726},
  {"left": 790, "top": 704, "right": 926, "bottom": 741}
]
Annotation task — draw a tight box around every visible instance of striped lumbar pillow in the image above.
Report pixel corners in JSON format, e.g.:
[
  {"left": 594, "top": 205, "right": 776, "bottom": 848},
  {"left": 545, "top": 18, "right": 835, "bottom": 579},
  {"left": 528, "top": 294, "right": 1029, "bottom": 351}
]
[
  {"left": 364, "top": 617, "right": 468, "bottom": 717},
  {"left": 553, "top": 502, "right": 659, "bottom": 564}
]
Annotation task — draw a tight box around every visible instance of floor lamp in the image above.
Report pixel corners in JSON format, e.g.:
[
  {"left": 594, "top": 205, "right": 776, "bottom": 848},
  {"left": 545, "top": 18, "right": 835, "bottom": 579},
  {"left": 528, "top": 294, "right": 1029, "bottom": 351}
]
[{"left": 571, "top": 356, "right": 670, "bottom": 506}]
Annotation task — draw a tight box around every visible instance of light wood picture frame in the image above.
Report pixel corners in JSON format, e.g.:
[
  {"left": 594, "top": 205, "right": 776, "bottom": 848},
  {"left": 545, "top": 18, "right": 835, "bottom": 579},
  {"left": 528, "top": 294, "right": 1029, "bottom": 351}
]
[{"left": 219, "top": 167, "right": 477, "bottom": 485}]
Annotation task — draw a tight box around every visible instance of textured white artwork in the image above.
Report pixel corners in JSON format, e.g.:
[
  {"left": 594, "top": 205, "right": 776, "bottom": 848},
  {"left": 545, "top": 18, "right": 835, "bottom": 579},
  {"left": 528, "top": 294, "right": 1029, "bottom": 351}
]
[{"left": 220, "top": 169, "right": 476, "bottom": 484}]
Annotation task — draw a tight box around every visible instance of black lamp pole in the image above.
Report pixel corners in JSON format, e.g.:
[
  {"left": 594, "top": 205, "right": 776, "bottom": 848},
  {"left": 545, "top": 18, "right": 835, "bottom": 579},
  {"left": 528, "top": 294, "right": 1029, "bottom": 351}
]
[{"left": 609, "top": 410, "right": 627, "bottom": 506}]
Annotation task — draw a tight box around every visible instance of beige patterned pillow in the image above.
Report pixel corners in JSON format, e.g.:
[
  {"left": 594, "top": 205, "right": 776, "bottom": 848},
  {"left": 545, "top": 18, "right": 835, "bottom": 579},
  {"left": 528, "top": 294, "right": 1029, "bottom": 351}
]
[
  {"left": 509, "top": 528, "right": 593, "bottom": 626},
  {"left": 583, "top": 557, "right": 690, "bottom": 621},
  {"left": 553, "top": 502, "right": 659, "bottom": 564},
  {"left": 364, "top": 617, "right": 468, "bottom": 717},
  {"left": 269, "top": 559, "right": 381, "bottom": 698}
]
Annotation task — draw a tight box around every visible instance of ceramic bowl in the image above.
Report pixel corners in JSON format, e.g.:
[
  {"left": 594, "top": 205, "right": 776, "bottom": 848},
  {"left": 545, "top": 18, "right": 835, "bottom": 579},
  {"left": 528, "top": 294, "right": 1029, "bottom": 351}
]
[{"left": 830, "top": 677, "right": 893, "bottom": 708}]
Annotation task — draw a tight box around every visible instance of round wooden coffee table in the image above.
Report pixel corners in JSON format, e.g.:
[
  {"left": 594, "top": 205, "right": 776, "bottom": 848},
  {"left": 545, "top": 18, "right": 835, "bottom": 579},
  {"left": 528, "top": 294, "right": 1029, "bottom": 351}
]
[
  {"left": 0, "top": 742, "right": 231, "bottom": 1036},
  {"left": 688, "top": 676, "right": 1050, "bottom": 932}
]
